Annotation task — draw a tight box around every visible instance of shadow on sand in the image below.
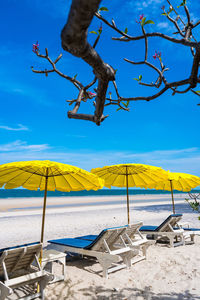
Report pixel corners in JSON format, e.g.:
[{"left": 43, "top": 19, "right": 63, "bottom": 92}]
[
  {"left": 132, "top": 202, "right": 197, "bottom": 215},
  {"left": 48, "top": 282, "right": 200, "bottom": 300}
]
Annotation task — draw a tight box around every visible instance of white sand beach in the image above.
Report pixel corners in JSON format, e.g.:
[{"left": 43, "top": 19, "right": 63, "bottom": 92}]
[{"left": 0, "top": 193, "right": 200, "bottom": 299}]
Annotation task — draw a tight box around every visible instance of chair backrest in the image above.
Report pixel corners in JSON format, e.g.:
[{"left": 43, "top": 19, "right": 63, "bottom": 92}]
[
  {"left": 89, "top": 227, "right": 127, "bottom": 252},
  {"left": 156, "top": 214, "right": 182, "bottom": 232},
  {"left": 0, "top": 243, "right": 42, "bottom": 280},
  {"left": 125, "top": 222, "right": 143, "bottom": 240}
]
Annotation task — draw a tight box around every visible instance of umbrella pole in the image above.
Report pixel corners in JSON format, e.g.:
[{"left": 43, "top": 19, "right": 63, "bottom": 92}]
[
  {"left": 40, "top": 169, "right": 49, "bottom": 244},
  {"left": 38, "top": 169, "right": 48, "bottom": 289},
  {"left": 126, "top": 167, "right": 130, "bottom": 224},
  {"left": 170, "top": 180, "right": 175, "bottom": 214}
]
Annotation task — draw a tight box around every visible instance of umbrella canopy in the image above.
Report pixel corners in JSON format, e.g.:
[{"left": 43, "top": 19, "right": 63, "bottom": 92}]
[
  {"left": 148, "top": 172, "right": 200, "bottom": 213},
  {"left": 0, "top": 160, "right": 104, "bottom": 243},
  {"left": 91, "top": 163, "right": 168, "bottom": 224}
]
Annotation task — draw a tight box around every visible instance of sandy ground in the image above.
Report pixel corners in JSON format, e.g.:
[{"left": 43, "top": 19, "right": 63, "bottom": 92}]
[{"left": 0, "top": 194, "right": 200, "bottom": 299}]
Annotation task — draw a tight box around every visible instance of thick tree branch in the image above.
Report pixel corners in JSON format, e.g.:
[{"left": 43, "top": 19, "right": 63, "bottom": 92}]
[{"left": 61, "top": 0, "right": 115, "bottom": 125}]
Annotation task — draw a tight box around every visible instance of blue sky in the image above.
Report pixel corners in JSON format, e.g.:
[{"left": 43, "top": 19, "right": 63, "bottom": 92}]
[{"left": 0, "top": 0, "right": 200, "bottom": 175}]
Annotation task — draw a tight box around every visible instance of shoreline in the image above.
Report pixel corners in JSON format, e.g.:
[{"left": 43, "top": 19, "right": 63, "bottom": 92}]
[{"left": 0, "top": 193, "right": 188, "bottom": 213}]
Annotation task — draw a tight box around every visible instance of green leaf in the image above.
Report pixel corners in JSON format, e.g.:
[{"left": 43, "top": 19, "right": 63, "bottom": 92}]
[
  {"left": 195, "top": 91, "right": 200, "bottom": 94},
  {"left": 122, "top": 101, "right": 129, "bottom": 108},
  {"left": 139, "top": 75, "right": 142, "bottom": 81},
  {"left": 99, "top": 7, "right": 108, "bottom": 12},
  {"left": 133, "top": 78, "right": 139, "bottom": 81},
  {"left": 177, "top": 1, "right": 186, "bottom": 8},
  {"left": 168, "top": 7, "right": 173, "bottom": 14},
  {"left": 124, "top": 27, "right": 128, "bottom": 34},
  {"left": 161, "top": 13, "right": 167, "bottom": 16},
  {"left": 114, "top": 69, "right": 118, "bottom": 74},
  {"left": 116, "top": 107, "right": 122, "bottom": 112},
  {"left": 141, "top": 17, "right": 146, "bottom": 27},
  {"left": 89, "top": 31, "right": 97, "bottom": 34},
  {"left": 73, "top": 74, "right": 77, "bottom": 80},
  {"left": 144, "top": 20, "right": 155, "bottom": 25},
  {"left": 98, "top": 28, "right": 102, "bottom": 35}
]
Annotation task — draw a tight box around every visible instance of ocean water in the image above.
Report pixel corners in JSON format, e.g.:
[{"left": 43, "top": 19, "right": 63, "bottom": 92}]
[{"left": 0, "top": 188, "right": 199, "bottom": 199}]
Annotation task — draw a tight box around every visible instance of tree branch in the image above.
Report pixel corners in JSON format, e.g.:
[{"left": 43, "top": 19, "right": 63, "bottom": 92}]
[
  {"left": 32, "top": 0, "right": 200, "bottom": 125},
  {"left": 61, "top": 0, "right": 115, "bottom": 125}
]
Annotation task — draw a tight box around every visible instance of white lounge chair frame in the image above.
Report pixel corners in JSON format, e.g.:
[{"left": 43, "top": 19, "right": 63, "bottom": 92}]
[
  {"left": 121, "top": 222, "right": 151, "bottom": 262},
  {"left": 0, "top": 243, "right": 53, "bottom": 300},
  {"left": 48, "top": 227, "right": 139, "bottom": 278},
  {"left": 141, "top": 215, "right": 195, "bottom": 247}
]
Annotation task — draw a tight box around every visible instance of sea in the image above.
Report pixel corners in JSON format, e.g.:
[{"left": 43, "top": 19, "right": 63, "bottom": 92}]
[{"left": 0, "top": 188, "right": 199, "bottom": 199}]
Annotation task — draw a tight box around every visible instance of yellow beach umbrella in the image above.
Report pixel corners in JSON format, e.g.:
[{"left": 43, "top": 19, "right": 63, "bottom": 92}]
[
  {"left": 91, "top": 163, "right": 168, "bottom": 224},
  {"left": 0, "top": 160, "right": 104, "bottom": 244},
  {"left": 149, "top": 172, "right": 200, "bottom": 214}
]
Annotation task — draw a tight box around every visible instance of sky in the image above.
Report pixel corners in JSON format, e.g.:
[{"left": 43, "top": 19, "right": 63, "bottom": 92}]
[{"left": 0, "top": 0, "right": 200, "bottom": 175}]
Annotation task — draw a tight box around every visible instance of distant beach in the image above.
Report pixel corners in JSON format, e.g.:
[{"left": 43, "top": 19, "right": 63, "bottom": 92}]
[{"left": 1, "top": 188, "right": 199, "bottom": 198}]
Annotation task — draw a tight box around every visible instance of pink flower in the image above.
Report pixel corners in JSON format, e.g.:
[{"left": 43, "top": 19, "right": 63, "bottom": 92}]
[
  {"left": 139, "top": 14, "right": 144, "bottom": 20},
  {"left": 136, "top": 14, "right": 144, "bottom": 24},
  {"left": 81, "top": 91, "right": 96, "bottom": 101},
  {"left": 88, "top": 92, "right": 96, "bottom": 96},
  {"left": 153, "top": 51, "right": 161, "bottom": 59},
  {"left": 88, "top": 92, "right": 96, "bottom": 99},
  {"left": 32, "top": 41, "right": 39, "bottom": 53}
]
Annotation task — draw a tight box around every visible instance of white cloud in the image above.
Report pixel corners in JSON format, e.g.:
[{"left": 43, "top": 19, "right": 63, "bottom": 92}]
[
  {"left": 0, "top": 124, "right": 29, "bottom": 131},
  {"left": 157, "top": 22, "right": 169, "bottom": 29},
  {"left": 133, "top": 0, "right": 162, "bottom": 12},
  {"left": 0, "top": 140, "right": 50, "bottom": 152},
  {"left": 0, "top": 143, "right": 200, "bottom": 177}
]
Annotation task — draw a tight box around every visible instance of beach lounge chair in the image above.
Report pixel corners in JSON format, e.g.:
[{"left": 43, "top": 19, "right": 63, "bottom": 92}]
[
  {"left": 77, "top": 222, "right": 150, "bottom": 263},
  {"left": 0, "top": 242, "right": 53, "bottom": 300},
  {"left": 121, "top": 222, "right": 152, "bottom": 260},
  {"left": 48, "top": 227, "right": 140, "bottom": 278},
  {"left": 140, "top": 214, "right": 195, "bottom": 247}
]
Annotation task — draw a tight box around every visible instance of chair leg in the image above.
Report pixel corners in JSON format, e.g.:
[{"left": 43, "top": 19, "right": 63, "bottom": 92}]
[
  {"left": 169, "top": 237, "right": 174, "bottom": 247},
  {"left": 0, "top": 284, "right": 12, "bottom": 300},
  {"left": 0, "top": 283, "right": 12, "bottom": 300},
  {"left": 191, "top": 234, "right": 195, "bottom": 243},
  {"left": 39, "top": 275, "right": 51, "bottom": 300},
  {"left": 141, "top": 245, "right": 147, "bottom": 258},
  {"left": 96, "top": 257, "right": 112, "bottom": 278}
]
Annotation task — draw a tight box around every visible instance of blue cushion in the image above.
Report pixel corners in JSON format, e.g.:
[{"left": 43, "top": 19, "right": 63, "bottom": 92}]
[
  {"left": 48, "top": 238, "right": 93, "bottom": 249},
  {"left": 76, "top": 235, "right": 97, "bottom": 241},
  {"left": 185, "top": 227, "right": 200, "bottom": 231},
  {"left": 140, "top": 226, "right": 157, "bottom": 232},
  {"left": 49, "top": 225, "right": 128, "bottom": 250},
  {"left": 173, "top": 227, "right": 200, "bottom": 231},
  {"left": 0, "top": 242, "right": 40, "bottom": 255}
]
